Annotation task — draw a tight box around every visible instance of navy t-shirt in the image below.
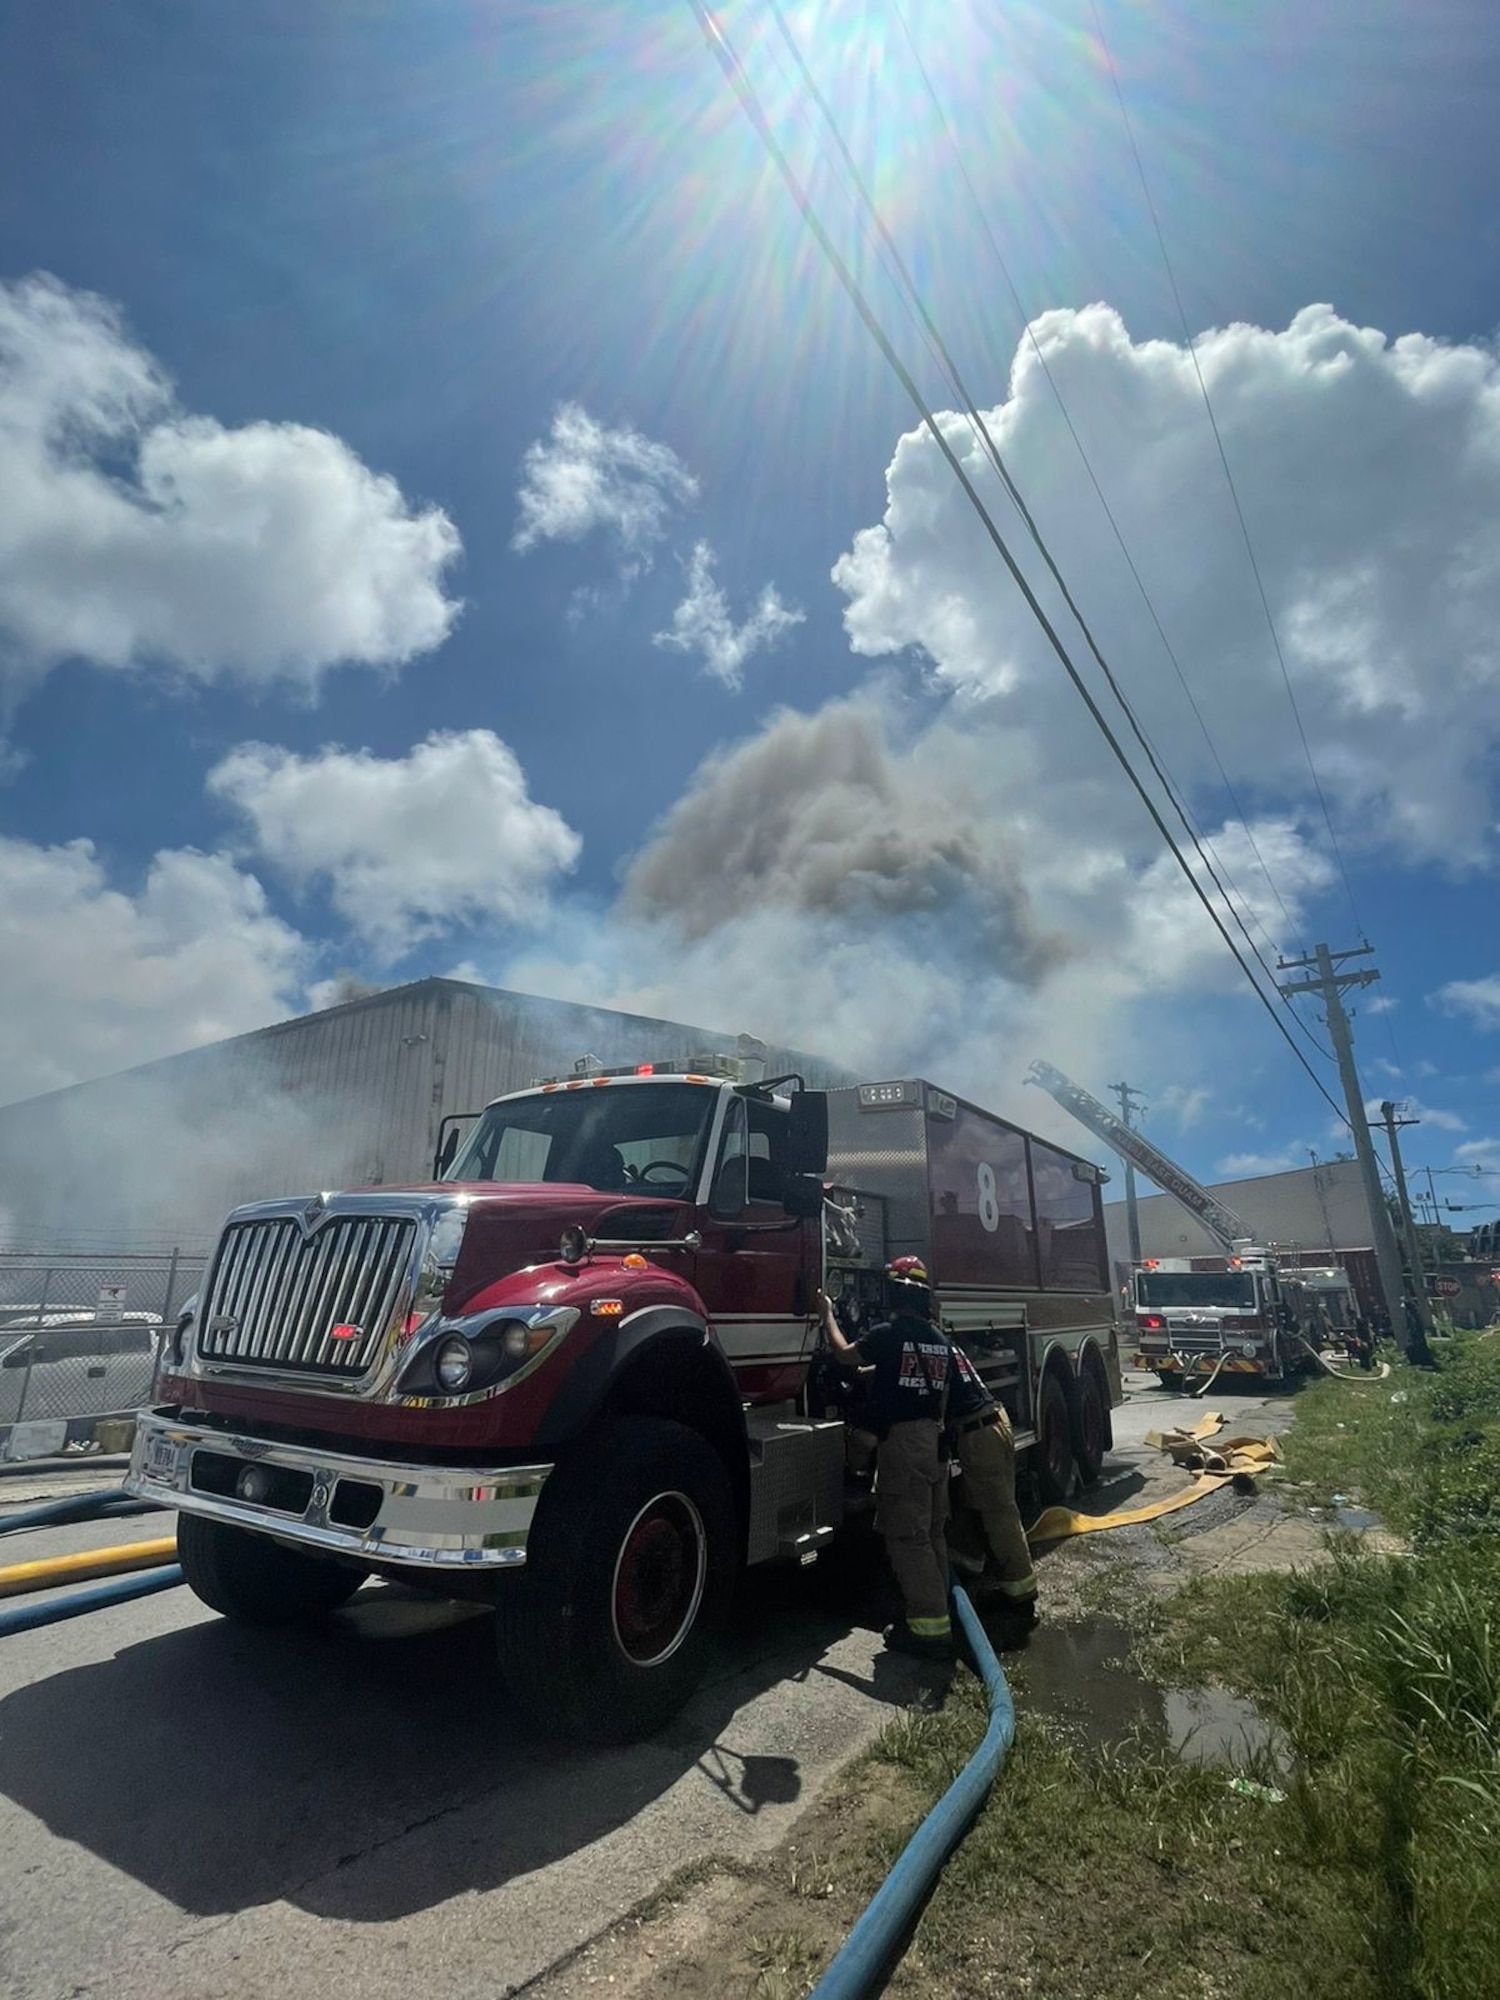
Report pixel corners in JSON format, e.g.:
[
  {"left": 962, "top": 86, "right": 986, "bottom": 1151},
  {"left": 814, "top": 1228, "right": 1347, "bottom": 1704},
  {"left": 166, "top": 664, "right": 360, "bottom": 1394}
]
[
  {"left": 855, "top": 1311, "right": 953, "bottom": 1438},
  {"left": 948, "top": 1343, "right": 996, "bottom": 1423}
]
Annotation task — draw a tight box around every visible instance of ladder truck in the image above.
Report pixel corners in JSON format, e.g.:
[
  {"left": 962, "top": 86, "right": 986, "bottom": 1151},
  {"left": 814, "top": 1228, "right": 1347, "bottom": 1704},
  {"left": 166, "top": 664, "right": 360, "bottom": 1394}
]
[{"left": 1025, "top": 1060, "right": 1324, "bottom": 1388}]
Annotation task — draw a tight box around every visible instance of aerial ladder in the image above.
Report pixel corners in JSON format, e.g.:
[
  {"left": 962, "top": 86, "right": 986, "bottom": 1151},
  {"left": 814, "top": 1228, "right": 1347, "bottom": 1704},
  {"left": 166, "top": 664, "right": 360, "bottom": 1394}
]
[{"left": 1024, "top": 1059, "right": 1253, "bottom": 1254}]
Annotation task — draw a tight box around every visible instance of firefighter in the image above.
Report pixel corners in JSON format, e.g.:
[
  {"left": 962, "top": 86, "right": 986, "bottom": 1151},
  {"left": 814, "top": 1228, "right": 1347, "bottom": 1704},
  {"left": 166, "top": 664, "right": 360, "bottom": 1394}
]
[
  {"left": 817, "top": 1258, "right": 954, "bottom": 1661},
  {"left": 946, "top": 1342, "right": 1038, "bottom": 1624}
]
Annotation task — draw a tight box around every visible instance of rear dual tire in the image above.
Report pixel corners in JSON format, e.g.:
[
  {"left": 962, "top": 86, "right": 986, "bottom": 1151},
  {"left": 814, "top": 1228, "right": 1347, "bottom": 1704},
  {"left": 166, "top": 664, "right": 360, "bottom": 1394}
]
[{"left": 1034, "top": 1362, "right": 1110, "bottom": 1505}]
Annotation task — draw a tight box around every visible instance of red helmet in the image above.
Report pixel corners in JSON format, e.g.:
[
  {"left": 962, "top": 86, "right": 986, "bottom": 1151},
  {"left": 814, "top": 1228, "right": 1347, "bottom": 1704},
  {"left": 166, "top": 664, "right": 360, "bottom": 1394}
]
[{"left": 885, "top": 1255, "right": 931, "bottom": 1288}]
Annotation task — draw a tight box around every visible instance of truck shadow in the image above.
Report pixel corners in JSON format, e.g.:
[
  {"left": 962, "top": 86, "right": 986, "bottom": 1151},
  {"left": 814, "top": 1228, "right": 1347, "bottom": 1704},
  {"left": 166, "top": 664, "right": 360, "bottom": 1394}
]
[{"left": 0, "top": 1554, "right": 921, "bottom": 1926}]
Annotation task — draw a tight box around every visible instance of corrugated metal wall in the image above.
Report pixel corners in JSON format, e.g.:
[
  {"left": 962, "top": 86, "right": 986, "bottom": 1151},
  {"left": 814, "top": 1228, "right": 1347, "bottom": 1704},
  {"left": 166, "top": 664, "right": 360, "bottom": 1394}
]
[
  {"left": 1102, "top": 1157, "right": 1374, "bottom": 1263},
  {"left": 0, "top": 980, "right": 852, "bottom": 1253}
]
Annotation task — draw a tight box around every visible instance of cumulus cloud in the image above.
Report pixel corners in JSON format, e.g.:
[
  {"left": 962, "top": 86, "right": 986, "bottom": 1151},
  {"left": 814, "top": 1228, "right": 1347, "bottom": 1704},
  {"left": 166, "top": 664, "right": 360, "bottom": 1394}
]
[
  {"left": 0, "top": 836, "right": 306, "bottom": 1105},
  {"left": 209, "top": 729, "right": 581, "bottom": 959},
  {"left": 833, "top": 303, "right": 1500, "bottom": 866},
  {"left": 1435, "top": 973, "right": 1500, "bottom": 1030},
  {"left": 652, "top": 541, "right": 804, "bottom": 687},
  {"left": 1453, "top": 1139, "right": 1500, "bottom": 1166},
  {"left": 512, "top": 403, "right": 697, "bottom": 565},
  {"left": 0, "top": 273, "right": 461, "bottom": 699}
]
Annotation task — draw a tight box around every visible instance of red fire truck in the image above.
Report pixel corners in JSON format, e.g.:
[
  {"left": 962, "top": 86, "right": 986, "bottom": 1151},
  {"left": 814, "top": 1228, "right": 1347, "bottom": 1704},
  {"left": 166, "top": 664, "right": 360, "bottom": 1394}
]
[{"left": 128, "top": 1054, "right": 1122, "bottom": 1737}]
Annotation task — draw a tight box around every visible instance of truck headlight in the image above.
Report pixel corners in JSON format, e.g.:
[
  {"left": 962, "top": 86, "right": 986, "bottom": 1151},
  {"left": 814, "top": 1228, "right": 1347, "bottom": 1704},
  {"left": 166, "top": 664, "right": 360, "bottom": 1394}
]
[
  {"left": 401, "top": 1304, "right": 580, "bottom": 1401},
  {"left": 435, "top": 1336, "right": 473, "bottom": 1392}
]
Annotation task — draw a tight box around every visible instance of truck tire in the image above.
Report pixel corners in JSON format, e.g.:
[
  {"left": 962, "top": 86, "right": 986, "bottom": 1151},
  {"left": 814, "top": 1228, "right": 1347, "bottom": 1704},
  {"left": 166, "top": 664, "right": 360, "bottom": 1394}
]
[
  {"left": 1034, "top": 1370, "right": 1075, "bottom": 1507},
  {"left": 1075, "top": 1361, "right": 1108, "bottom": 1486},
  {"left": 494, "top": 1415, "right": 734, "bottom": 1743},
  {"left": 176, "top": 1513, "right": 365, "bottom": 1624}
]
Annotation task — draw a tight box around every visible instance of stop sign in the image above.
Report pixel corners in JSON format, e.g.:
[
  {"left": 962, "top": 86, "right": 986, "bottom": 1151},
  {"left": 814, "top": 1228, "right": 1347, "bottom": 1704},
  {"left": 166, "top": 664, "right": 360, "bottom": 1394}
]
[{"left": 1430, "top": 1275, "right": 1462, "bottom": 1299}]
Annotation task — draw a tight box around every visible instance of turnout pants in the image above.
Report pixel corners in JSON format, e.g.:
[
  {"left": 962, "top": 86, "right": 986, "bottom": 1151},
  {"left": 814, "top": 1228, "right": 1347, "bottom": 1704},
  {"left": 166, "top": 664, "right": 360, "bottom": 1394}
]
[
  {"left": 956, "top": 1406, "right": 1037, "bottom": 1603},
  {"left": 875, "top": 1419, "right": 951, "bottom": 1638}
]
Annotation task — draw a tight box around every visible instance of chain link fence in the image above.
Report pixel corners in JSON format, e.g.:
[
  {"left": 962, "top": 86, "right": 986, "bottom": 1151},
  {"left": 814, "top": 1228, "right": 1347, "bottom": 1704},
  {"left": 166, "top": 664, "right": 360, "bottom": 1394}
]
[{"left": 0, "top": 1252, "right": 206, "bottom": 1462}]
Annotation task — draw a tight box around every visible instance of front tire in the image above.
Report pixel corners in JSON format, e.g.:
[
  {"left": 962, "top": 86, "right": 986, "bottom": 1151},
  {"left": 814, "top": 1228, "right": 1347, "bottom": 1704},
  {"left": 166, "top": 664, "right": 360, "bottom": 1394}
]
[
  {"left": 494, "top": 1416, "right": 735, "bottom": 1742},
  {"left": 176, "top": 1513, "right": 365, "bottom": 1624}
]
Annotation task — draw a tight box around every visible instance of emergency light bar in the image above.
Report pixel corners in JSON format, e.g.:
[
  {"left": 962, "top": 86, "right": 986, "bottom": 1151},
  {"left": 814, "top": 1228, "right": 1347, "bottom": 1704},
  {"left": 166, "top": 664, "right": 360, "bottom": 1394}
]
[{"left": 531, "top": 1053, "right": 747, "bottom": 1087}]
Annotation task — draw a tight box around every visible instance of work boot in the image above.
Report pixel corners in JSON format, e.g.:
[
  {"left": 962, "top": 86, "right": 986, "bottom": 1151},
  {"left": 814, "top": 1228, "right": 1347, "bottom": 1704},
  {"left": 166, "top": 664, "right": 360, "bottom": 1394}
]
[
  {"left": 883, "top": 1619, "right": 953, "bottom": 1662},
  {"left": 987, "top": 1596, "right": 1039, "bottom": 1649}
]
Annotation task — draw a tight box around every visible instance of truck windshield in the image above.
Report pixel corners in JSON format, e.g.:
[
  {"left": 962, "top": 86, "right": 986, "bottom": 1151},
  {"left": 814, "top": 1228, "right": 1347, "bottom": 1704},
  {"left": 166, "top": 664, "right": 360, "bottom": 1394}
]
[
  {"left": 446, "top": 1083, "right": 718, "bottom": 1195},
  {"left": 1136, "top": 1271, "right": 1257, "bottom": 1310}
]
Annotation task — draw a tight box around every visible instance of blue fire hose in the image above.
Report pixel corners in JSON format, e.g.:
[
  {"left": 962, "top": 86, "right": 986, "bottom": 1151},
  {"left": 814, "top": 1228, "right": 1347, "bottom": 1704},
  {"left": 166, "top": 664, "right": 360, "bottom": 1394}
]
[
  {"left": 809, "top": 1585, "right": 1016, "bottom": 2000},
  {"left": 0, "top": 1564, "right": 184, "bottom": 1637},
  {"left": 0, "top": 1487, "right": 158, "bottom": 1538}
]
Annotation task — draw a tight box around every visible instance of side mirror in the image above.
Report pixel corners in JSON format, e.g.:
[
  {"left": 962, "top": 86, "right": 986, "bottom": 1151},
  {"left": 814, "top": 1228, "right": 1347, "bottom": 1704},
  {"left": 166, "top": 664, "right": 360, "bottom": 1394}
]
[
  {"left": 710, "top": 1151, "right": 748, "bottom": 1221},
  {"left": 435, "top": 1127, "right": 461, "bottom": 1178},
  {"left": 787, "top": 1091, "right": 828, "bottom": 1177},
  {"left": 783, "top": 1172, "right": 825, "bottom": 1220}
]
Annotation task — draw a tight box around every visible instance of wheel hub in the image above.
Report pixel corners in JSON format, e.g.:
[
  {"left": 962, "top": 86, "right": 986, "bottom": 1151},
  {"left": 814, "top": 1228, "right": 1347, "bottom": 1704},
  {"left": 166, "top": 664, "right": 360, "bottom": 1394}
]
[{"left": 611, "top": 1491, "right": 706, "bottom": 1668}]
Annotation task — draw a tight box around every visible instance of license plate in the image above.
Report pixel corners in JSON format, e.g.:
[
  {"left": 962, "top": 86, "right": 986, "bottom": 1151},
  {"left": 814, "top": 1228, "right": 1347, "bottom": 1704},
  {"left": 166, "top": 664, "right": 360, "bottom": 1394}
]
[{"left": 143, "top": 1434, "right": 178, "bottom": 1484}]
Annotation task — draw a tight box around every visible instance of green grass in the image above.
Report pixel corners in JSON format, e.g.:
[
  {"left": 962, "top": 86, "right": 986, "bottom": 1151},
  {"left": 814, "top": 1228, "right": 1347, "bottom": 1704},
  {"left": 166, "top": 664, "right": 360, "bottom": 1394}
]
[
  {"left": 859, "top": 1683, "right": 1376, "bottom": 2000},
  {"left": 648, "top": 1342, "right": 1500, "bottom": 1999},
  {"left": 1151, "top": 1336, "right": 1500, "bottom": 1999}
]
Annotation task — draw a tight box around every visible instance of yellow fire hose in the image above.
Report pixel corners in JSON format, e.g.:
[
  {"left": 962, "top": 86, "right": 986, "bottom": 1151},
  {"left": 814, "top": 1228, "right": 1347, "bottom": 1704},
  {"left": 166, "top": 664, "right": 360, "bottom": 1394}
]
[
  {"left": 0, "top": 1534, "right": 178, "bottom": 1599},
  {"left": 1027, "top": 1410, "right": 1281, "bottom": 1545}
]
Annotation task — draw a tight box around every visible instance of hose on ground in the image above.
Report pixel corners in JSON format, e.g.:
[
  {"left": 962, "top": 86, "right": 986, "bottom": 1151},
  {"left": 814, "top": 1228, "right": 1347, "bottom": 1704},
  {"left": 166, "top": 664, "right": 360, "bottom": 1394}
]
[
  {"left": 0, "top": 1564, "right": 184, "bottom": 1638},
  {"left": 0, "top": 1487, "right": 159, "bottom": 1538},
  {"left": 0, "top": 1535, "right": 178, "bottom": 1599},
  {"left": 808, "top": 1585, "right": 1014, "bottom": 2000},
  {"left": 1293, "top": 1336, "right": 1391, "bottom": 1382},
  {"left": 1188, "top": 1351, "right": 1232, "bottom": 1400}
]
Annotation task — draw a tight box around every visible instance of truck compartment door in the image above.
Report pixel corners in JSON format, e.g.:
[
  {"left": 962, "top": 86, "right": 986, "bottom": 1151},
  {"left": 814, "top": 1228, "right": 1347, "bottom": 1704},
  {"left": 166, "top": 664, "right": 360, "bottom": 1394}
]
[{"left": 744, "top": 1416, "right": 846, "bottom": 1565}]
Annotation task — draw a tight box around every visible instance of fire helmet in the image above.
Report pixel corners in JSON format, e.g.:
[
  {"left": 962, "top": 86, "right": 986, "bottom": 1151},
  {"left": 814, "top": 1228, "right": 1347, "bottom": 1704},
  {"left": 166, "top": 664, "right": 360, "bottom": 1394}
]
[{"left": 885, "top": 1255, "right": 931, "bottom": 1289}]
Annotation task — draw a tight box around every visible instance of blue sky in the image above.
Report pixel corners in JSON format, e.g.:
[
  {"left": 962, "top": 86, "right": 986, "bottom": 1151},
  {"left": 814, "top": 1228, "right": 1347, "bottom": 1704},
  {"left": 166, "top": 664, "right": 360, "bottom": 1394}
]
[{"left": 3, "top": 0, "right": 1500, "bottom": 1215}]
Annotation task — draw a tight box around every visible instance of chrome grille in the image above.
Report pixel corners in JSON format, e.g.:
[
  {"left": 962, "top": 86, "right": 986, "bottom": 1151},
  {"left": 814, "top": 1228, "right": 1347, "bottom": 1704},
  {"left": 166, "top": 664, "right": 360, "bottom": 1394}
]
[{"left": 198, "top": 1215, "right": 416, "bottom": 1376}]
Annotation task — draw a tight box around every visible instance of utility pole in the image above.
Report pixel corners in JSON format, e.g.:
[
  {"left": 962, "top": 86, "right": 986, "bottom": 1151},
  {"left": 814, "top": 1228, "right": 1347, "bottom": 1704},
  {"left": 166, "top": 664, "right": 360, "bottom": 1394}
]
[
  {"left": 1380, "top": 1101, "right": 1436, "bottom": 1347},
  {"left": 1277, "top": 943, "right": 1417, "bottom": 1357},
  {"left": 1424, "top": 1166, "right": 1442, "bottom": 1232},
  {"left": 1109, "top": 1080, "right": 1148, "bottom": 1265}
]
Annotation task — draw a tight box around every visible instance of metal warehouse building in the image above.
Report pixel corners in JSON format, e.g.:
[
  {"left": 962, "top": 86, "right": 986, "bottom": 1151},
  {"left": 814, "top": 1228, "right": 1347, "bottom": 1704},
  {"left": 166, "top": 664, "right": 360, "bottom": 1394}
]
[
  {"left": 1103, "top": 1156, "right": 1376, "bottom": 1265},
  {"left": 0, "top": 978, "right": 852, "bottom": 1254}
]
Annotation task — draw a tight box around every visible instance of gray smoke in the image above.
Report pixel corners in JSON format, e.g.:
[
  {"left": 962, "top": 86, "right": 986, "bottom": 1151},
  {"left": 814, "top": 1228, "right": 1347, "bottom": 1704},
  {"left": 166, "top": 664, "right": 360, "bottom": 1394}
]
[{"left": 622, "top": 699, "right": 1066, "bottom": 983}]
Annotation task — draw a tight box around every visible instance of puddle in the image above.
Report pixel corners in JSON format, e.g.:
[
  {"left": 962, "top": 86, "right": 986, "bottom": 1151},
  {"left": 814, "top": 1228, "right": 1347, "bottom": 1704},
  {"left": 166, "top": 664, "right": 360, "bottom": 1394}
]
[
  {"left": 1334, "top": 1505, "right": 1382, "bottom": 1531},
  {"left": 1015, "top": 1613, "right": 1290, "bottom": 1770},
  {"left": 1165, "top": 1686, "right": 1290, "bottom": 1772}
]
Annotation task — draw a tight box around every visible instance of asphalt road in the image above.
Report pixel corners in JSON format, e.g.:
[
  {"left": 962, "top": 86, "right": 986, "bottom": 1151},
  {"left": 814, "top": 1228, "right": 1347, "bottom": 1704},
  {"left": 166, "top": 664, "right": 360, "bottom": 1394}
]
[{"left": 0, "top": 1374, "right": 1298, "bottom": 1999}]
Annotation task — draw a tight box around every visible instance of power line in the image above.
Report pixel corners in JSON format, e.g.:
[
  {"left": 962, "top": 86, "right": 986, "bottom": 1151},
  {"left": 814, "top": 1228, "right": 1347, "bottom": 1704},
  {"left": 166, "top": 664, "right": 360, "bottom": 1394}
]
[
  {"left": 1090, "top": 0, "right": 1365, "bottom": 941},
  {"left": 762, "top": 0, "right": 1334, "bottom": 1070},
  {"left": 884, "top": 0, "right": 1301, "bottom": 956},
  {"left": 762, "top": 0, "right": 1334, "bottom": 1067},
  {"left": 687, "top": 0, "right": 1352, "bottom": 1135}
]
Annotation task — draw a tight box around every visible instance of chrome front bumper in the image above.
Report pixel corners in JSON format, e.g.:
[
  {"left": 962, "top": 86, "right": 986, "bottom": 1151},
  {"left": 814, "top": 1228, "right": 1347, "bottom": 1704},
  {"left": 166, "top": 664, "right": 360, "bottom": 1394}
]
[{"left": 126, "top": 1408, "right": 552, "bottom": 1569}]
